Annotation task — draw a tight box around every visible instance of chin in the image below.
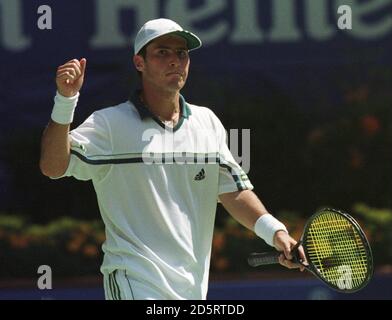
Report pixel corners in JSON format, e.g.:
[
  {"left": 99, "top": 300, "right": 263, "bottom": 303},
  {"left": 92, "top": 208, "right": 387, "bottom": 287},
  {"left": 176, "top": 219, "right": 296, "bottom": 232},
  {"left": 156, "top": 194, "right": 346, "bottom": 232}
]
[{"left": 166, "top": 81, "right": 185, "bottom": 91}]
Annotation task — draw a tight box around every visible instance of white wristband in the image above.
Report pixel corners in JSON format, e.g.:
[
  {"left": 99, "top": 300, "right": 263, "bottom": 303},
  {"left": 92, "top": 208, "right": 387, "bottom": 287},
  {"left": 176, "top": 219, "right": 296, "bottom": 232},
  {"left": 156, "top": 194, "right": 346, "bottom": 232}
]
[
  {"left": 51, "top": 91, "right": 80, "bottom": 124},
  {"left": 254, "top": 214, "right": 288, "bottom": 247}
]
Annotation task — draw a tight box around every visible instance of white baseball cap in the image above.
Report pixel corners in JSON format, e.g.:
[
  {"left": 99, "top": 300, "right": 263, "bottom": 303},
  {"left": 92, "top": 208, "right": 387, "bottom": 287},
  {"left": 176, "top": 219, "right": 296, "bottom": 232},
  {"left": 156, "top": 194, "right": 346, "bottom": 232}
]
[{"left": 134, "top": 18, "right": 202, "bottom": 55}]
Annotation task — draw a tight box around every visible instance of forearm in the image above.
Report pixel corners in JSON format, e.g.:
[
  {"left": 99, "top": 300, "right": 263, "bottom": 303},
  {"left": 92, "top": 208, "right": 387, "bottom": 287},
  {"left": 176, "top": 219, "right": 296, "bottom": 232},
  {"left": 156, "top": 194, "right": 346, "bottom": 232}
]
[
  {"left": 39, "top": 120, "right": 71, "bottom": 177},
  {"left": 40, "top": 87, "right": 81, "bottom": 178},
  {"left": 219, "top": 190, "right": 287, "bottom": 247},
  {"left": 218, "top": 190, "right": 269, "bottom": 230}
]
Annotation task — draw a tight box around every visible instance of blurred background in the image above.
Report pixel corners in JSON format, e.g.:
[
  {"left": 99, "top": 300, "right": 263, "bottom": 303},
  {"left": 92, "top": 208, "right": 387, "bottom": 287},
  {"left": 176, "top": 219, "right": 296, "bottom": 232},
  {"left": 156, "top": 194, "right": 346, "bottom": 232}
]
[{"left": 0, "top": 0, "right": 391, "bottom": 299}]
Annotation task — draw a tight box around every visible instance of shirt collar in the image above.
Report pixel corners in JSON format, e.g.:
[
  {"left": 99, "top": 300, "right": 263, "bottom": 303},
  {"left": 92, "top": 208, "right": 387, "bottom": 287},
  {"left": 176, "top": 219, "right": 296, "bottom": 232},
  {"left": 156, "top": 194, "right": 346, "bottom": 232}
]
[{"left": 130, "top": 89, "right": 192, "bottom": 120}]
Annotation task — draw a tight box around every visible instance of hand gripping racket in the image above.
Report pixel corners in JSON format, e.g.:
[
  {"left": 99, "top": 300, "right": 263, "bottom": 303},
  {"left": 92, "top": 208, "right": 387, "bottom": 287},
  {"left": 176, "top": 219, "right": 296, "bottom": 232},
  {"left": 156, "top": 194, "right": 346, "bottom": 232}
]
[{"left": 248, "top": 208, "right": 373, "bottom": 293}]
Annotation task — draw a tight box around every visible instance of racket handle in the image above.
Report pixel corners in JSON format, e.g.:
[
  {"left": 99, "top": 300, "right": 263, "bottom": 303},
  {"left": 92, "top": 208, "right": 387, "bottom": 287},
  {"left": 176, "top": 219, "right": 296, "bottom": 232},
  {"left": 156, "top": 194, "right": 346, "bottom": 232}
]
[{"left": 248, "top": 252, "right": 280, "bottom": 267}]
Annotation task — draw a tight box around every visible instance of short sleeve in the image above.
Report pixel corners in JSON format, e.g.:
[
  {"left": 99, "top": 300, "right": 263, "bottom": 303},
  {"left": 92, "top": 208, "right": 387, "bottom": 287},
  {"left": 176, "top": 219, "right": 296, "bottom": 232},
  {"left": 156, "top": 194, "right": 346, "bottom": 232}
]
[
  {"left": 59, "top": 111, "right": 112, "bottom": 181},
  {"left": 213, "top": 114, "right": 253, "bottom": 195}
]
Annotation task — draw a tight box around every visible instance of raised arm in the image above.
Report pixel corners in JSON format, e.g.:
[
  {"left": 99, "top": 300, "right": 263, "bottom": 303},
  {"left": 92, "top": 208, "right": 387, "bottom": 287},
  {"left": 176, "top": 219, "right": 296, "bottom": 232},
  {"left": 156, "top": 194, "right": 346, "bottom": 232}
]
[{"left": 39, "top": 58, "right": 87, "bottom": 177}]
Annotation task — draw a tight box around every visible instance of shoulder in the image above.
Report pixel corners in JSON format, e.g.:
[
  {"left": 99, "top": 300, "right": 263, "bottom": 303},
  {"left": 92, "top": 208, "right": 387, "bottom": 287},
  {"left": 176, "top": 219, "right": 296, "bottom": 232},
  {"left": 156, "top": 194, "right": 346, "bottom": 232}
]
[
  {"left": 94, "top": 101, "right": 136, "bottom": 119},
  {"left": 187, "top": 103, "right": 213, "bottom": 115},
  {"left": 91, "top": 101, "right": 140, "bottom": 126},
  {"left": 187, "top": 102, "right": 225, "bottom": 130},
  {"left": 187, "top": 103, "right": 221, "bottom": 121}
]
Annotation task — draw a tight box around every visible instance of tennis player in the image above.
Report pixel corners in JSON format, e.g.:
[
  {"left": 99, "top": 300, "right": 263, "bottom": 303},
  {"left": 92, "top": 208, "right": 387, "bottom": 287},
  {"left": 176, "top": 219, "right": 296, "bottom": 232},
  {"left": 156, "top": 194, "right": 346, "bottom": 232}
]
[{"left": 40, "top": 18, "right": 305, "bottom": 300}]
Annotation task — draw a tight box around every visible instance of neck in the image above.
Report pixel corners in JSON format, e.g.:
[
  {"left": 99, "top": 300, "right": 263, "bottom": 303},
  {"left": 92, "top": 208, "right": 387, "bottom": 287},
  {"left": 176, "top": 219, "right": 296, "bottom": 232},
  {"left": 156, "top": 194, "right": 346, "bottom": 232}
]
[{"left": 140, "top": 83, "right": 181, "bottom": 121}]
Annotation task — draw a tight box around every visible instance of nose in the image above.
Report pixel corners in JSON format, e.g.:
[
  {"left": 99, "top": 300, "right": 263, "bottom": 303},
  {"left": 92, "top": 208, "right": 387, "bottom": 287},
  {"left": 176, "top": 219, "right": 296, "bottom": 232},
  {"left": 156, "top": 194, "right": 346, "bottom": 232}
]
[{"left": 169, "top": 52, "right": 181, "bottom": 67}]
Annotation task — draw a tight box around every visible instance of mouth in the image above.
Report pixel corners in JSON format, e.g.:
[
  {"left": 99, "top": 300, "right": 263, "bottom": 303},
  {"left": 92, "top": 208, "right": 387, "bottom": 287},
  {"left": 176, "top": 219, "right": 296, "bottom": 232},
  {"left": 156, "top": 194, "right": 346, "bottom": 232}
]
[{"left": 166, "top": 72, "right": 183, "bottom": 77}]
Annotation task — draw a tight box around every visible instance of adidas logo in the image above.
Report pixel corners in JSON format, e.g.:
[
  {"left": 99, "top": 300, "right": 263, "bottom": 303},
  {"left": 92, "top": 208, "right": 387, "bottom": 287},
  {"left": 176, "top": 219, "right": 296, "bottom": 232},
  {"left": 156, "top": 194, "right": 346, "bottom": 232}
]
[{"left": 194, "top": 168, "right": 205, "bottom": 181}]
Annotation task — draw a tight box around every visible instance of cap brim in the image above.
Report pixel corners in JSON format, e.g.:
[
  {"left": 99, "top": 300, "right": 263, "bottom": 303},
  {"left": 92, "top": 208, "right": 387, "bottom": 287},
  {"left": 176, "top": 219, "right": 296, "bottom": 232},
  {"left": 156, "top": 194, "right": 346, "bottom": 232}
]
[
  {"left": 172, "top": 31, "right": 202, "bottom": 51},
  {"left": 134, "top": 29, "right": 202, "bottom": 55}
]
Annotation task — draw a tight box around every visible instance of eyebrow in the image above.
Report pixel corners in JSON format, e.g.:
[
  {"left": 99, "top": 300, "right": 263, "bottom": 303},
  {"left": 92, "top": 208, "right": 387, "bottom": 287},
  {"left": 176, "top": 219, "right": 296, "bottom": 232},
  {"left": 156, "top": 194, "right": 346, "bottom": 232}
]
[{"left": 153, "top": 45, "right": 188, "bottom": 51}]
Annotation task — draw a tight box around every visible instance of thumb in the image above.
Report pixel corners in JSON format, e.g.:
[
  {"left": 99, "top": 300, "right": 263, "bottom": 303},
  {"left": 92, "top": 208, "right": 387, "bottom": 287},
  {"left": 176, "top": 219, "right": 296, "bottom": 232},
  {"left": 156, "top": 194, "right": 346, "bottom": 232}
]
[{"left": 80, "top": 58, "right": 87, "bottom": 75}]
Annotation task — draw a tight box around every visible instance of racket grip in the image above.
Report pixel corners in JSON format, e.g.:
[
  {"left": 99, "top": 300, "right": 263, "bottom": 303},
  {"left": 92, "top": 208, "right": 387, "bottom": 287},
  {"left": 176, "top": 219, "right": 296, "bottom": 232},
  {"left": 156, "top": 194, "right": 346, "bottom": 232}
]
[{"left": 248, "top": 252, "right": 280, "bottom": 267}]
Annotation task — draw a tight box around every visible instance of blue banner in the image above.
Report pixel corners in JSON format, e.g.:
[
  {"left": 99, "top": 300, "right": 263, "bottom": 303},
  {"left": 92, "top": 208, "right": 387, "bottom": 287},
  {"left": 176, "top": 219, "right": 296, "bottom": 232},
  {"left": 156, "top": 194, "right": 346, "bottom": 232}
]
[{"left": 1, "top": 0, "right": 392, "bottom": 130}]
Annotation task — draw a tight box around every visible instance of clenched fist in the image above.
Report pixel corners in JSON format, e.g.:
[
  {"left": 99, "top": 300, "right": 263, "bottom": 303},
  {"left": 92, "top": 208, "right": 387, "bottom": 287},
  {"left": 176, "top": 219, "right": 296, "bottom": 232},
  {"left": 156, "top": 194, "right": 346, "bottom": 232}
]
[{"left": 56, "top": 58, "right": 87, "bottom": 97}]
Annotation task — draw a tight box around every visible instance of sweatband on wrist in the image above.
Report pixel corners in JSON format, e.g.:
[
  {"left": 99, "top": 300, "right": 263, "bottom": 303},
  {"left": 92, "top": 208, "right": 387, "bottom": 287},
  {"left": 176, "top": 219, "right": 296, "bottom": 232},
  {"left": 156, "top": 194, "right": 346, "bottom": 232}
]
[
  {"left": 254, "top": 214, "right": 288, "bottom": 247},
  {"left": 51, "top": 91, "right": 80, "bottom": 124}
]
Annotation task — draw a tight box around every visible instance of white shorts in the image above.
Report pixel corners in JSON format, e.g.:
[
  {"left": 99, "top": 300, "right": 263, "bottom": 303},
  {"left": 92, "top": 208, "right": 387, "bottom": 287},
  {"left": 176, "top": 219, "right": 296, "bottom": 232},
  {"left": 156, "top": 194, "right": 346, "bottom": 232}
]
[{"left": 103, "top": 269, "right": 166, "bottom": 300}]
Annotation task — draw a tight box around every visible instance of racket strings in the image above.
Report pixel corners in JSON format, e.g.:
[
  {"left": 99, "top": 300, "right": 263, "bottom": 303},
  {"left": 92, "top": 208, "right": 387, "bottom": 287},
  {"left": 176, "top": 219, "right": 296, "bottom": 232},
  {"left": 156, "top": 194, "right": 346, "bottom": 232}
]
[
  {"left": 309, "top": 226, "right": 368, "bottom": 287},
  {"left": 306, "top": 211, "right": 370, "bottom": 290},
  {"left": 308, "top": 221, "right": 368, "bottom": 287}
]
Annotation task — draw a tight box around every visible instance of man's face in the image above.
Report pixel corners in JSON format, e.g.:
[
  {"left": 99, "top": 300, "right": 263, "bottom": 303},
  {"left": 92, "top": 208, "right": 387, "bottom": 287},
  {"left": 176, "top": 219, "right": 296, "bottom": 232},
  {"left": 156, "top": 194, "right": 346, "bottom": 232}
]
[{"left": 135, "top": 34, "right": 190, "bottom": 93}]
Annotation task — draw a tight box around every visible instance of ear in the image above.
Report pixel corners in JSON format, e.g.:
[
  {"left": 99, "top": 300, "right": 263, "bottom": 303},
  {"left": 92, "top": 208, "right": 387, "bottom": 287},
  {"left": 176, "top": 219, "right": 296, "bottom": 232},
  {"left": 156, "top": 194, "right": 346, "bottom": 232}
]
[{"left": 133, "top": 55, "right": 144, "bottom": 72}]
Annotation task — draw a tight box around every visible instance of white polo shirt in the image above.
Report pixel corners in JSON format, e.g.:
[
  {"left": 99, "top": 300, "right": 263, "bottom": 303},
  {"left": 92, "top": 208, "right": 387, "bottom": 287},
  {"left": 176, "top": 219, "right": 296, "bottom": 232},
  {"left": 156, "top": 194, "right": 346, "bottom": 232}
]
[{"left": 59, "top": 91, "right": 253, "bottom": 299}]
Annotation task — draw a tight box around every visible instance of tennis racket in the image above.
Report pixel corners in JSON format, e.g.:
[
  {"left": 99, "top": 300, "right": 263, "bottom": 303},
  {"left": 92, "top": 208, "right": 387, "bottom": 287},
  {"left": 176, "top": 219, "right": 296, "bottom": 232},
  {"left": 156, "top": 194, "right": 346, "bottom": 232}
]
[{"left": 248, "top": 208, "right": 373, "bottom": 293}]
